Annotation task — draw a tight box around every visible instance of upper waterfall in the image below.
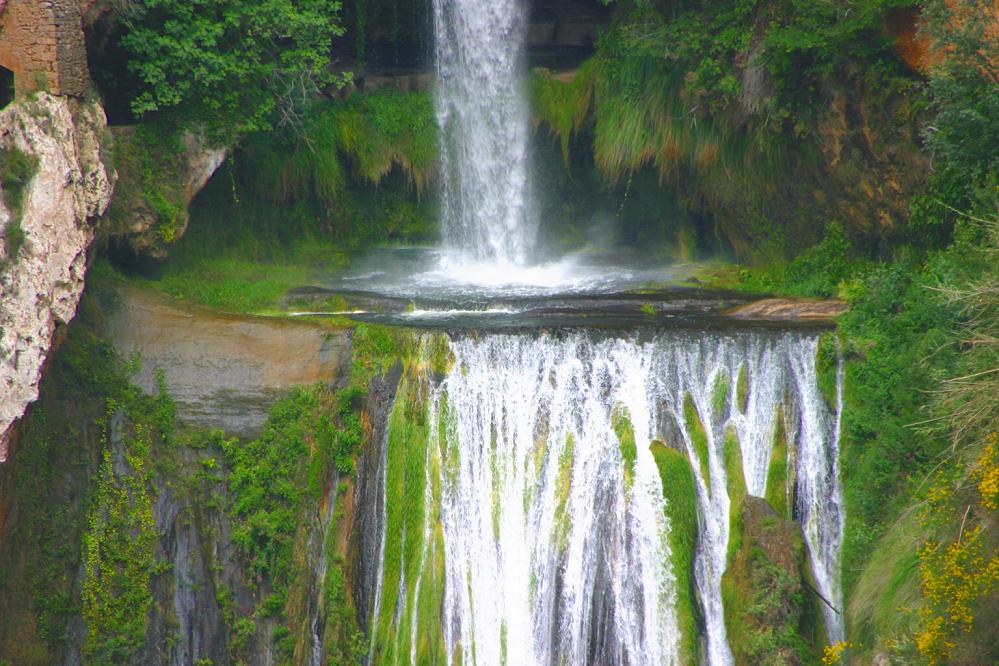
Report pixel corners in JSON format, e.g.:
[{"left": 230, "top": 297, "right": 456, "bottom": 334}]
[{"left": 433, "top": 0, "right": 537, "bottom": 266}]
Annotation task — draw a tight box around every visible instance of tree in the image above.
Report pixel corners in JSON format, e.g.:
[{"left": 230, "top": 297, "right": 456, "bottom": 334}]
[
  {"left": 922, "top": 0, "right": 999, "bottom": 188},
  {"left": 119, "top": 0, "right": 347, "bottom": 142}
]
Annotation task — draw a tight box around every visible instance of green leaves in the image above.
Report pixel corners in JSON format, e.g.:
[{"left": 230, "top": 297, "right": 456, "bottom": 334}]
[
  {"left": 922, "top": 0, "right": 999, "bottom": 193},
  {"left": 120, "top": 0, "right": 345, "bottom": 141}
]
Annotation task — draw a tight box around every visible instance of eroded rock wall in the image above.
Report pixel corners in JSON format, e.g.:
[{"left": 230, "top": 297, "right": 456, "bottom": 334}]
[
  {"left": 0, "top": 92, "right": 114, "bottom": 461},
  {"left": 106, "top": 127, "right": 227, "bottom": 258}
]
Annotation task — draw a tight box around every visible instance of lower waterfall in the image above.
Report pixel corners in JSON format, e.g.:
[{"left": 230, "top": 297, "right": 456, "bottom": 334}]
[{"left": 363, "top": 329, "right": 844, "bottom": 665}]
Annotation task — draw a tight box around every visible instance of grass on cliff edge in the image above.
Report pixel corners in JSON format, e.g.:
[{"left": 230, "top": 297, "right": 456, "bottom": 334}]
[{"left": 93, "top": 257, "right": 337, "bottom": 315}]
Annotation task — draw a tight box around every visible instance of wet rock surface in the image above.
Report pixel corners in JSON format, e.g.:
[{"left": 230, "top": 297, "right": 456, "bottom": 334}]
[
  {"left": 350, "top": 362, "right": 402, "bottom": 634},
  {"left": 103, "top": 286, "right": 352, "bottom": 438},
  {"left": 285, "top": 284, "right": 844, "bottom": 331}
]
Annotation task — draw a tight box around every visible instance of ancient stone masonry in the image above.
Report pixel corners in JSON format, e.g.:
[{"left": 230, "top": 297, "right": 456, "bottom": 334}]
[{"left": 0, "top": 0, "right": 92, "bottom": 96}]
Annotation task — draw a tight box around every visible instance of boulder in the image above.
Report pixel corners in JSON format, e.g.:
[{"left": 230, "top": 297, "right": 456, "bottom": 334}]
[{"left": 723, "top": 495, "right": 824, "bottom": 665}]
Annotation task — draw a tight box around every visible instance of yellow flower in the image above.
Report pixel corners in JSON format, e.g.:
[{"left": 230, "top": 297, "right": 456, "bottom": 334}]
[{"left": 821, "top": 641, "right": 852, "bottom": 665}]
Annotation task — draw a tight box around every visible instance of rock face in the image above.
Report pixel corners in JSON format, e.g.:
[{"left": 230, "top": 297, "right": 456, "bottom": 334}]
[
  {"left": 723, "top": 496, "right": 825, "bottom": 665},
  {"left": 106, "top": 126, "right": 227, "bottom": 258},
  {"left": 0, "top": 92, "right": 113, "bottom": 461},
  {"left": 729, "top": 297, "right": 848, "bottom": 321},
  {"left": 0, "top": 285, "right": 359, "bottom": 664},
  {"left": 103, "top": 285, "right": 351, "bottom": 438}
]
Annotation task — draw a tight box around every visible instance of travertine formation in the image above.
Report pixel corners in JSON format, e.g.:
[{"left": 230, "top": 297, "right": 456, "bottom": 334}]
[{"left": 0, "top": 93, "right": 114, "bottom": 460}]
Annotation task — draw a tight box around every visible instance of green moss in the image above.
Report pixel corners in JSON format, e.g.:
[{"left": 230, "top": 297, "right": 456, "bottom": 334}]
[
  {"left": 713, "top": 372, "right": 730, "bottom": 414},
  {"left": 0, "top": 290, "right": 179, "bottom": 665},
  {"left": 317, "top": 489, "right": 365, "bottom": 664},
  {"left": 723, "top": 498, "right": 817, "bottom": 666},
  {"left": 0, "top": 303, "right": 132, "bottom": 663},
  {"left": 216, "top": 379, "right": 366, "bottom": 659},
  {"left": 721, "top": 570, "right": 748, "bottom": 665},
  {"left": 612, "top": 404, "right": 638, "bottom": 489},
  {"left": 552, "top": 434, "right": 575, "bottom": 550},
  {"left": 0, "top": 145, "right": 38, "bottom": 272},
  {"left": 371, "top": 371, "right": 446, "bottom": 664},
  {"left": 650, "top": 442, "right": 699, "bottom": 665},
  {"left": 352, "top": 324, "right": 421, "bottom": 383},
  {"left": 683, "top": 394, "right": 711, "bottom": 484},
  {"left": 815, "top": 331, "right": 840, "bottom": 409},
  {"left": 106, "top": 125, "right": 188, "bottom": 245},
  {"left": 81, "top": 439, "right": 158, "bottom": 664},
  {"left": 724, "top": 427, "right": 747, "bottom": 561},
  {"left": 764, "top": 407, "right": 789, "bottom": 519},
  {"left": 77, "top": 345, "right": 175, "bottom": 664},
  {"left": 735, "top": 364, "right": 749, "bottom": 412},
  {"left": 0, "top": 145, "right": 38, "bottom": 220}
]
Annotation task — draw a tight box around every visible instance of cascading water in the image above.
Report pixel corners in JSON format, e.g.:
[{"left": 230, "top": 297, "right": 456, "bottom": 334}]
[
  {"left": 364, "top": 330, "right": 845, "bottom": 665},
  {"left": 788, "top": 340, "right": 846, "bottom": 644},
  {"left": 433, "top": 0, "right": 536, "bottom": 265},
  {"left": 353, "top": 3, "right": 847, "bottom": 662}
]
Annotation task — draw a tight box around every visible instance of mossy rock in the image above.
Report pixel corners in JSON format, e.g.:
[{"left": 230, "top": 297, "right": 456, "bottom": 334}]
[
  {"left": 713, "top": 371, "right": 731, "bottom": 414},
  {"left": 764, "top": 405, "right": 789, "bottom": 519},
  {"left": 721, "top": 496, "right": 821, "bottom": 666},
  {"left": 735, "top": 363, "right": 750, "bottom": 413},
  {"left": 724, "top": 426, "right": 747, "bottom": 561},
  {"left": 683, "top": 394, "right": 711, "bottom": 485},
  {"left": 815, "top": 332, "right": 840, "bottom": 410},
  {"left": 650, "top": 441, "right": 699, "bottom": 665},
  {"left": 612, "top": 404, "right": 637, "bottom": 489}
]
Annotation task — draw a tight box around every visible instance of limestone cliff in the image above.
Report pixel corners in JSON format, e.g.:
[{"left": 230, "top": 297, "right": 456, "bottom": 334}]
[
  {"left": 0, "top": 92, "right": 114, "bottom": 461},
  {"left": 105, "top": 128, "right": 227, "bottom": 259}
]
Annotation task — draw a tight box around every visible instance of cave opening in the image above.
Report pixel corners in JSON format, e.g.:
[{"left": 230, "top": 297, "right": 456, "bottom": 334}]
[{"left": 0, "top": 66, "right": 14, "bottom": 110}]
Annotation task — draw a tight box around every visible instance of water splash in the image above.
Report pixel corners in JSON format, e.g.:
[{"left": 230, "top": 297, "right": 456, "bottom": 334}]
[
  {"left": 366, "top": 330, "right": 844, "bottom": 665},
  {"left": 433, "top": 0, "right": 536, "bottom": 265}
]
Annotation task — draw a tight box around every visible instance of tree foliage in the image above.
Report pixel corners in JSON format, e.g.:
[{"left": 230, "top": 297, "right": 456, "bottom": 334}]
[
  {"left": 119, "top": 0, "right": 347, "bottom": 141},
  {"left": 922, "top": 0, "right": 999, "bottom": 196}
]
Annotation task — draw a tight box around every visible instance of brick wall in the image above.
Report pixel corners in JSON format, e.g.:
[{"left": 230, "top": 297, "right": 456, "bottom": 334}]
[{"left": 0, "top": 0, "right": 91, "bottom": 96}]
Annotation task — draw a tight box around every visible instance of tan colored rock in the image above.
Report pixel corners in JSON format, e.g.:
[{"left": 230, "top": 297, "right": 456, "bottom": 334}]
[
  {"left": 0, "top": 92, "right": 114, "bottom": 460},
  {"left": 103, "top": 285, "right": 351, "bottom": 438},
  {"left": 728, "top": 297, "right": 847, "bottom": 321}
]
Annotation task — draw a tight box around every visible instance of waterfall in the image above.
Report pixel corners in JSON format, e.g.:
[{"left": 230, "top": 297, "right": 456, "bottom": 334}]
[
  {"left": 433, "top": 0, "right": 537, "bottom": 265},
  {"left": 789, "top": 339, "right": 846, "bottom": 643},
  {"left": 365, "top": 330, "right": 845, "bottom": 665}
]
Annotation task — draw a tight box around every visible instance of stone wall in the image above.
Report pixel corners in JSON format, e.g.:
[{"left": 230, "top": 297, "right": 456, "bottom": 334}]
[{"left": 0, "top": 0, "right": 91, "bottom": 96}]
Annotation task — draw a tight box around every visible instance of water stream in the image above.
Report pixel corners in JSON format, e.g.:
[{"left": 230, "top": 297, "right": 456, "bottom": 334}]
[{"left": 434, "top": 0, "right": 536, "bottom": 266}]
